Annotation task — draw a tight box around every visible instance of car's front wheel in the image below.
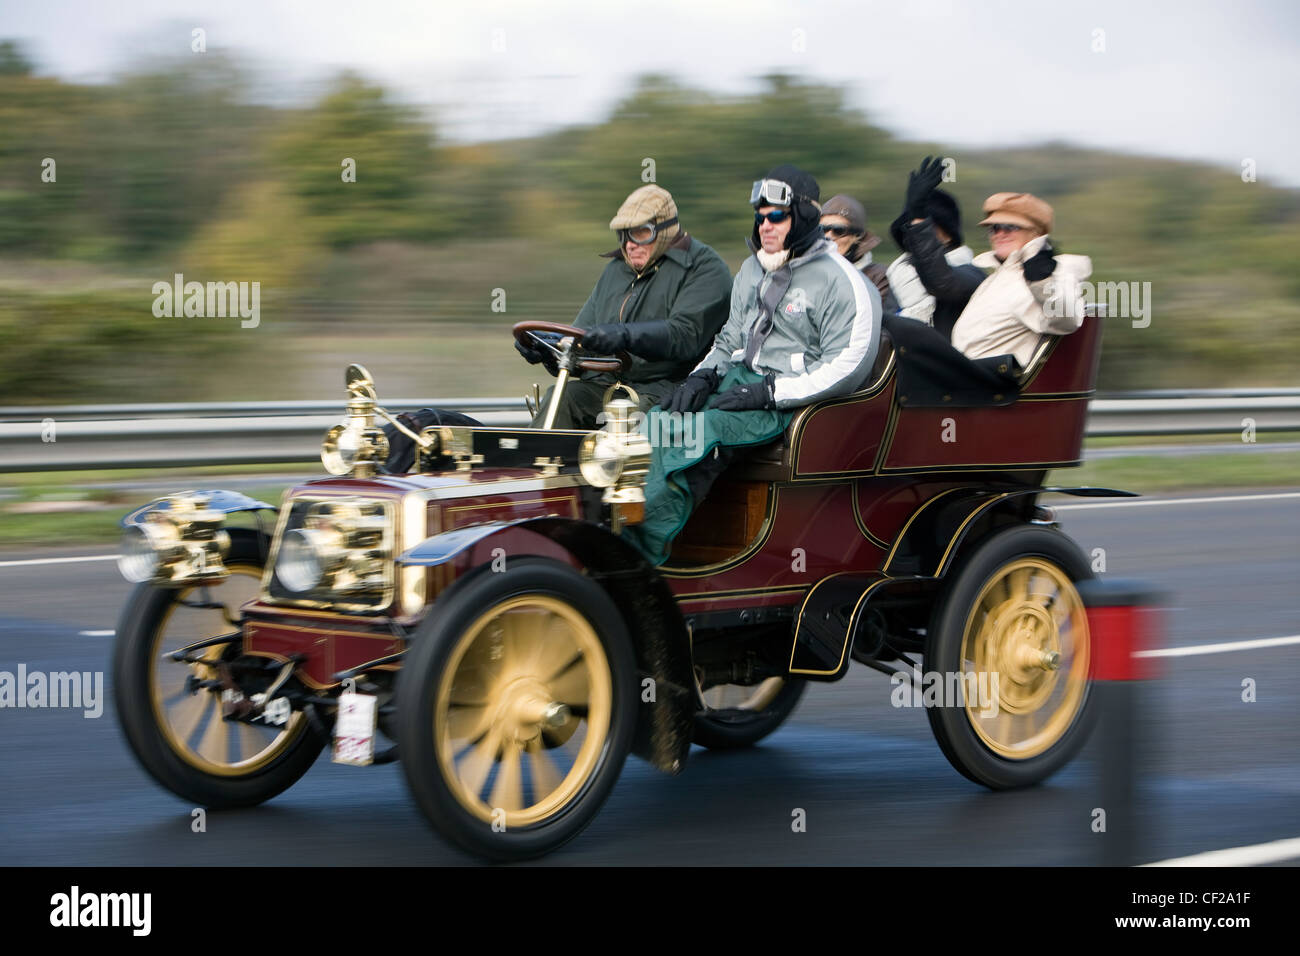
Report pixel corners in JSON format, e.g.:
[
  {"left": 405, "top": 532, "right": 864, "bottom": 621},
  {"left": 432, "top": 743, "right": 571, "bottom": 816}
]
[
  {"left": 396, "top": 558, "right": 637, "bottom": 861},
  {"left": 112, "top": 529, "right": 327, "bottom": 808},
  {"left": 924, "top": 524, "right": 1096, "bottom": 789}
]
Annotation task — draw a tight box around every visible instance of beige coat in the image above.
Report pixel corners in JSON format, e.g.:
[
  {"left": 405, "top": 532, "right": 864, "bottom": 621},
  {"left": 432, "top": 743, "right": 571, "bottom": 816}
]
[{"left": 950, "top": 234, "right": 1092, "bottom": 367}]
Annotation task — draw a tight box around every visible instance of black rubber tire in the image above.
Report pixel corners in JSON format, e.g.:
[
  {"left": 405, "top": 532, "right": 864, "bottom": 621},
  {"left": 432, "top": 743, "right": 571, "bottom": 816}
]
[
  {"left": 396, "top": 557, "right": 637, "bottom": 862},
  {"left": 925, "top": 524, "right": 1097, "bottom": 790},
  {"left": 692, "top": 678, "right": 806, "bottom": 750},
  {"left": 112, "top": 529, "right": 327, "bottom": 809}
]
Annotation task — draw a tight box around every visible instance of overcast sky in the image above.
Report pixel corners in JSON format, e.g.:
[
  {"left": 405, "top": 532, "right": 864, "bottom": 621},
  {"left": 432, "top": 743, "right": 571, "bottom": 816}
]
[{"left": 4, "top": 0, "right": 1298, "bottom": 185}]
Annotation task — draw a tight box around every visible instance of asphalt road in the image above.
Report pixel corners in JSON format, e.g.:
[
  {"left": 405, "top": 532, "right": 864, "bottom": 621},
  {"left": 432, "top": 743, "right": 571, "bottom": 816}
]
[{"left": 1, "top": 492, "right": 1296, "bottom": 866}]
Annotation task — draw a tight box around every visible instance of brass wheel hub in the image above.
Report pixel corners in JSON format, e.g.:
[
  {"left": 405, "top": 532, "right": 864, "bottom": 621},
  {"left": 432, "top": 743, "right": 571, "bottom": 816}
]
[
  {"left": 960, "top": 558, "right": 1089, "bottom": 759},
  {"left": 492, "top": 678, "right": 568, "bottom": 744},
  {"left": 983, "top": 602, "right": 1060, "bottom": 715}
]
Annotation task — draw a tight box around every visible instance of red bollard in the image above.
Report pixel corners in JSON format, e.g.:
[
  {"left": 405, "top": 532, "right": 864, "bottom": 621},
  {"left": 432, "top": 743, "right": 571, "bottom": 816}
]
[{"left": 1079, "top": 579, "right": 1164, "bottom": 867}]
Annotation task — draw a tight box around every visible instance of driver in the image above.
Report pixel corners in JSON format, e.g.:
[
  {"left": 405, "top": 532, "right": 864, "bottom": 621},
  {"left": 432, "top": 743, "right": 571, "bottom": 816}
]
[{"left": 516, "top": 184, "right": 733, "bottom": 429}]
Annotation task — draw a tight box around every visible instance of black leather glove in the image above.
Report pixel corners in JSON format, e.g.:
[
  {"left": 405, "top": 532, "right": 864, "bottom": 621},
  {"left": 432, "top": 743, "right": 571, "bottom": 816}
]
[
  {"left": 902, "top": 155, "right": 945, "bottom": 220},
  {"left": 514, "top": 337, "right": 558, "bottom": 376},
  {"left": 707, "top": 374, "right": 776, "bottom": 412},
  {"left": 579, "top": 324, "right": 629, "bottom": 355},
  {"left": 661, "top": 368, "right": 719, "bottom": 413},
  {"left": 1022, "top": 243, "right": 1057, "bottom": 282},
  {"left": 584, "top": 320, "right": 676, "bottom": 361}
]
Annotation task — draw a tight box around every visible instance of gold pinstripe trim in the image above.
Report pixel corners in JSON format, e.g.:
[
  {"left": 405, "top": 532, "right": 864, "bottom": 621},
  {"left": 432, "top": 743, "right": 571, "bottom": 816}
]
[
  {"left": 871, "top": 391, "right": 903, "bottom": 473},
  {"left": 789, "top": 576, "right": 892, "bottom": 676},
  {"left": 675, "top": 584, "right": 809, "bottom": 603},
  {"left": 784, "top": 351, "right": 897, "bottom": 471},
  {"left": 881, "top": 486, "right": 966, "bottom": 572},
  {"left": 877, "top": 461, "right": 1076, "bottom": 475},
  {"left": 1018, "top": 391, "right": 1094, "bottom": 401},
  {"left": 850, "top": 484, "right": 891, "bottom": 549},
  {"left": 931, "top": 492, "right": 1014, "bottom": 576},
  {"left": 442, "top": 493, "right": 578, "bottom": 518},
  {"left": 659, "top": 484, "right": 779, "bottom": 578}
]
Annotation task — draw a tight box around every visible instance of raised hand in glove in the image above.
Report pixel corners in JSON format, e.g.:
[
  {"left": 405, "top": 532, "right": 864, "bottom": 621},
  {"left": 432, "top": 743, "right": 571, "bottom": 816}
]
[
  {"left": 903, "top": 155, "right": 946, "bottom": 220},
  {"left": 514, "top": 337, "right": 559, "bottom": 376},
  {"left": 661, "top": 368, "right": 719, "bottom": 414},
  {"left": 580, "top": 323, "right": 629, "bottom": 355},
  {"left": 707, "top": 374, "right": 776, "bottom": 412},
  {"left": 1021, "top": 242, "right": 1057, "bottom": 282}
]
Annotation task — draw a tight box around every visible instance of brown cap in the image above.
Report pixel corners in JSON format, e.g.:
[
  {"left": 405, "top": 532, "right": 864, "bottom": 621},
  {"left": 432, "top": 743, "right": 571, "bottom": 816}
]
[
  {"left": 609, "top": 184, "right": 678, "bottom": 231},
  {"left": 978, "top": 192, "right": 1053, "bottom": 234},
  {"left": 821, "top": 194, "right": 881, "bottom": 251}
]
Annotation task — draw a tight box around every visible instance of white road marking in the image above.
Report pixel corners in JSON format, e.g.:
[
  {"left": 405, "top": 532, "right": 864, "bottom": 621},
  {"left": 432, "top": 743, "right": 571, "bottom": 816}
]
[
  {"left": 1054, "top": 491, "right": 1300, "bottom": 511},
  {"left": 79, "top": 630, "right": 115, "bottom": 637},
  {"left": 1144, "top": 836, "right": 1300, "bottom": 867},
  {"left": 0, "top": 554, "right": 119, "bottom": 569},
  {"left": 1136, "top": 634, "right": 1300, "bottom": 658}
]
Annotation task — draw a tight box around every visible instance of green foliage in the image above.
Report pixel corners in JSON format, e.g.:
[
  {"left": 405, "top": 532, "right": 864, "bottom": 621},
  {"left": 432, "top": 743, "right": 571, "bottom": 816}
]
[
  {"left": 0, "top": 52, "right": 268, "bottom": 257},
  {"left": 271, "top": 74, "right": 443, "bottom": 247}
]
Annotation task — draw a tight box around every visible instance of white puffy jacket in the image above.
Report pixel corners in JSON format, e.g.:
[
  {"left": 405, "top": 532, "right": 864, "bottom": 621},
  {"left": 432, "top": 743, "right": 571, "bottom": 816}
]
[{"left": 950, "top": 233, "right": 1092, "bottom": 367}]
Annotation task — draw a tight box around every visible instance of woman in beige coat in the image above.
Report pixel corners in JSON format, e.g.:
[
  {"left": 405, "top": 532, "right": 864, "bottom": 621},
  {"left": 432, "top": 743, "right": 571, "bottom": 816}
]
[
  {"left": 951, "top": 192, "right": 1093, "bottom": 369},
  {"left": 884, "top": 190, "right": 1092, "bottom": 406}
]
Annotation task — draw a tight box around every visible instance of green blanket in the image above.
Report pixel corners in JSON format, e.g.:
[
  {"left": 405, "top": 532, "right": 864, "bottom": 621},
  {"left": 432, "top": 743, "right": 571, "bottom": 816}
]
[{"left": 623, "top": 367, "right": 793, "bottom": 565}]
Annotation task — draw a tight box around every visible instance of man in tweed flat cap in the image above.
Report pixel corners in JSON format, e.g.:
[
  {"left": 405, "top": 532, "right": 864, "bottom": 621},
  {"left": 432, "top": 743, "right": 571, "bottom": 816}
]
[{"left": 518, "top": 184, "right": 733, "bottom": 429}]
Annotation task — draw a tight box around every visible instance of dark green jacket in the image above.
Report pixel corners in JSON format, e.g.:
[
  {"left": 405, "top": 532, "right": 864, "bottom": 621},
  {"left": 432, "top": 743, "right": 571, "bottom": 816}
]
[{"left": 573, "top": 232, "right": 733, "bottom": 386}]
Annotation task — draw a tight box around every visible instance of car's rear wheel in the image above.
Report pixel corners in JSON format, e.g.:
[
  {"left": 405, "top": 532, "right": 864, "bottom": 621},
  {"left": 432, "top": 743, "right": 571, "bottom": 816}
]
[
  {"left": 113, "top": 529, "right": 326, "bottom": 808},
  {"left": 692, "top": 677, "right": 806, "bottom": 749},
  {"left": 397, "top": 558, "right": 637, "bottom": 861},
  {"left": 924, "top": 524, "right": 1096, "bottom": 789}
]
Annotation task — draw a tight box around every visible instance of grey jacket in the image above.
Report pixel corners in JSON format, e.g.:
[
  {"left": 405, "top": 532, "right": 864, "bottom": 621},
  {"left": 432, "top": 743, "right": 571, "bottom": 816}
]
[{"left": 694, "top": 238, "right": 882, "bottom": 408}]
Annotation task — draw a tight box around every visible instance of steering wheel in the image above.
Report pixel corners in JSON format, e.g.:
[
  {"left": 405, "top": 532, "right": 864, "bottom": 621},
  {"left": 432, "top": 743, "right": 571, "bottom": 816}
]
[{"left": 512, "top": 321, "right": 628, "bottom": 374}]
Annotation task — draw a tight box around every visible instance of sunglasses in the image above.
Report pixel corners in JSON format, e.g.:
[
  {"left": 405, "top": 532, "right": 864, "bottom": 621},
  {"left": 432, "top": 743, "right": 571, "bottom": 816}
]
[
  {"left": 985, "top": 223, "right": 1026, "bottom": 235},
  {"left": 822, "top": 224, "right": 857, "bottom": 238},
  {"left": 755, "top": 209, "right": 792, "bottom": 225}
]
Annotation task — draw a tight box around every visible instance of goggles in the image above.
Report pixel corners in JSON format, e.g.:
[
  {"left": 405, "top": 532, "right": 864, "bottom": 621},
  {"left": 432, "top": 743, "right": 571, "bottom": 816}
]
[
  {"left": 750, "top": 178, "right": 804, "bottom": 208},
  {"left": 618, "top": 216, "right": 678, "bottom": 246}
]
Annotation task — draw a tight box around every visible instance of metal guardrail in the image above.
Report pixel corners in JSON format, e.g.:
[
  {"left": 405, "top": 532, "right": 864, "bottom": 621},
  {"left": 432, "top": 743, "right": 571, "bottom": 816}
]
[{"left": 1, "top": 392, "right": 1297, "bottom": 473}]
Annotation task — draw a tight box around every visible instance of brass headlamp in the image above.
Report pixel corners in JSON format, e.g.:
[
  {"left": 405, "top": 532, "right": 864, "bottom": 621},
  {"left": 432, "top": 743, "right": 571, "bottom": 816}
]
[
  {"left": 579, "top": 384, "right": 652, "bottom": 530},
  {"left": 322, "top": 365, "right": 397, "bottom": 478},
  {"left": 275, "top": 498, "right": 391, "bottom": 595},
  {"left": 118, "top": 492, "right": 231, "bottom": 585}
]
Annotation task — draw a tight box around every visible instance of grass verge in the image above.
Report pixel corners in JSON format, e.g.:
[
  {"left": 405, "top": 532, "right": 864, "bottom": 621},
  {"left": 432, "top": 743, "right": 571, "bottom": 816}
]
[{"left": 2, "top": 450, "right": 1297, "bottom": 550}]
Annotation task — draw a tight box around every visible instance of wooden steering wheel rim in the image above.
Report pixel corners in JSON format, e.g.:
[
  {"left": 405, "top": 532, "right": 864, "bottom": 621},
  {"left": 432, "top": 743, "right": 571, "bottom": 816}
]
[{"left": 512, "top": 320, "right": 627, "bottom": 374}]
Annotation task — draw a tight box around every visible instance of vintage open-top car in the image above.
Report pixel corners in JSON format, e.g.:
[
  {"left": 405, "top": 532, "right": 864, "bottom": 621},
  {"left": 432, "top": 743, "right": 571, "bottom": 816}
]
[{"left": 112, "top": 311, "right": 1132, "bottom": 860}]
